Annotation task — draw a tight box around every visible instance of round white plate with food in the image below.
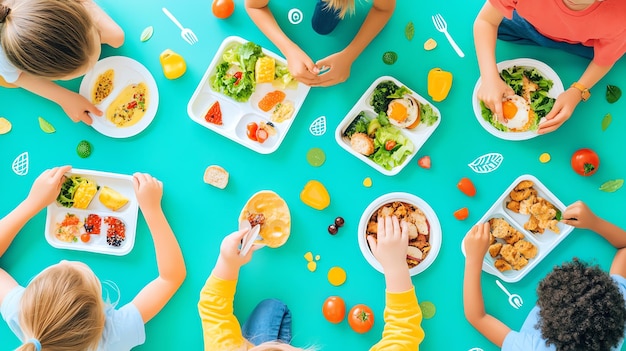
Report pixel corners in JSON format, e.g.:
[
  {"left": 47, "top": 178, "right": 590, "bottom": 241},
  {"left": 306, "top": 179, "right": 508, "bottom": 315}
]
[
  {"left": 358, "top": 192, "right": 442, "bottom": 276},
  {"left": 79, "top": 56, "right": 159, "bottom": 138},
  {"left": 472, "top": 58, "right": 564, "bottom": 141}
]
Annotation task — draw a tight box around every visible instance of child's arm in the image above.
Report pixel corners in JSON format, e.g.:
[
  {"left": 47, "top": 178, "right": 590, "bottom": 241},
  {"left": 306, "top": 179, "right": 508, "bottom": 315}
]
[
  {"left": 562, "top": 201, "right": 626, "bottom": 277},
  {"left": 14, "top": 72, "right": 100, "bottom": 125},
  {"left": 367, "top": 215, "right": 412, "bottom": 292},
  {"left": 463, "top": 222, "right": 511, "bottom": 347},
  {"left": 314, "top": 0, "right": 395, "bottom": 87},
  {"left": 538, "top": 63, "right": 613, "bottom": 134},
  {"left": 0, "top": 166, "right": 71, "bottom": 303},
  {"left": 245, "top": 0, "right": 320, "bottom": 85},
  {"left": 82, "top": 0, "right": 125, "bottom": 47},
  {"left": 474, "top": 1, "right": 515, "bottom": 124},
  {"left": 130, "top": 173, "right": 186, "bottom": 323}
]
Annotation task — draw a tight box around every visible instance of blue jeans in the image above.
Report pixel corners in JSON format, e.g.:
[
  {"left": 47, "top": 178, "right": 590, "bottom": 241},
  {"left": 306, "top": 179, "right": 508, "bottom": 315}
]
[
  {"left": 498, "top": 10, "right": 594, "bottom": 60},
  {"left": 241, "top": 299, "right": 292, "bottom": 345},
  {"left": 311, "top": 0, "right": 341, "bottom": 35}
]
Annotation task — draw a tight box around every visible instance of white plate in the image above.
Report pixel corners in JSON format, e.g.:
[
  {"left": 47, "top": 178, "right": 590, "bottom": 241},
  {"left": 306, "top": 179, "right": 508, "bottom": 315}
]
[
  {"left": 358, "top": 192, "right": 442, "bottom": 276},
  {"left": 187, "top": 36, "right": 311, "bottom": 154},
  {"left": 461, "top": 174, "right": 573, "bottom": 283},
  {"left": 79, "top": 56, "right": 159, "bottom": 138},
  {"left": 44, "top": 169, "right": 138, "bottom": 256},
  {"left": 335, "top": 76, "right": 441, "bottom": 176},
  {"left": 472, "top": 58, "right": 564, "bottom": 141}
]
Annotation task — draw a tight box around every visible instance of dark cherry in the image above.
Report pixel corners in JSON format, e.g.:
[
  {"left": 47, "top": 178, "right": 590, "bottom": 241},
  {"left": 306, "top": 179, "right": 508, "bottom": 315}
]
[
  {"left": 334, "top": 216, "right": 345, "bottom": 227},
  {"left": 328, "top": 224, "right": 338, "bottom": 235}
]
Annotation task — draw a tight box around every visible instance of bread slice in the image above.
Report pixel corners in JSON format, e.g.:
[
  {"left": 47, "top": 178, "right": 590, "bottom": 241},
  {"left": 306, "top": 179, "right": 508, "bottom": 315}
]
[{"left": 203, "top": 165, "right": 229, "bottom": 189}]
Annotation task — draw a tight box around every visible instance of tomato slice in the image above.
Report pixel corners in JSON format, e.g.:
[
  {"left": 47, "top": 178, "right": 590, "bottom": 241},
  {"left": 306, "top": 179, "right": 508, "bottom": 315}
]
[
  {"left": 454, "top": 207, "right": 469, "bottom": 220},
  {"left": 256, "top": 128, "right": 269, "bottom": 143},
  {"left": 204, "top": 101, "right": 223, "bottom": 125},
  {"left": 384, "top": 140, "right": 396, "bottom": 151},
  {"left": 246, "top": 122, "right": 258, "bottom": 141}
]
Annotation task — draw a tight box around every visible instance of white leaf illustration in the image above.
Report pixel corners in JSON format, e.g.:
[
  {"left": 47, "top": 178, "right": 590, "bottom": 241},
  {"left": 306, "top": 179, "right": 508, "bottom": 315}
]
[
  {"left": 12, "top": 151, "right": 29, "bottom": 176},
  {"left": 468, "top": 152, "right": 503, "bottom": 174},
  {"left": 309, "top": 116, "right": 326, "bottom": 136}
]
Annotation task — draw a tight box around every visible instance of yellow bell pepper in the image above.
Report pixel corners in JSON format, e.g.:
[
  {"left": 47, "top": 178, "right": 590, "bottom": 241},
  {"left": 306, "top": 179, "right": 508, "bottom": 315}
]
[
  {"left": 300, "top": 180, "right": 330, "bottom": 210},
  {"left": 427, "top": 68, "right": 453, "bottom": 102},
  {"left": 159, "top": 49, "right": 187, "bottom": 80}
]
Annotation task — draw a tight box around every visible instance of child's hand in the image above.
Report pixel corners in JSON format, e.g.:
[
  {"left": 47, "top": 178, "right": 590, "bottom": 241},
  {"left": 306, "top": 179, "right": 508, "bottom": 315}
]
[
  {"left": 313, "top": 51, "right": 352, "bottom": 87},
  {"left": 284, "top": 45, "right": 320, "bottom": 86},
  {"left": 537, "top": 88, "right": 579, "bottom": 134},
  {"left": 367, "top": 215, "right": 409, "bottom": 272},
  {"left": 562, "top": 200, "right": 598, "bottom": 229},
  {"left": 59, "top": 91, "right": 102, "bottom": 125},
  {"left": 464, "top": 222, "right": 491, "bottom": 263},
  {"left": 477, "top": 77, "right": 515, "bottom": 124},
  {"left": 219, "top": 229, "right": 258, "bottom": 267},
  {"left": 132, "top": 172, "right": 163, "bottom": 213},
  {"left": 25, "top": 165, "right": 72, "bottom": 211}
]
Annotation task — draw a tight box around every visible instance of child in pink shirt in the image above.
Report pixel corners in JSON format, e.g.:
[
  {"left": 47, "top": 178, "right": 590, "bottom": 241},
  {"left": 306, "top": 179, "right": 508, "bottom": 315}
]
[{"left": 474, "top": 0, "right": 626, "bottom": 134}]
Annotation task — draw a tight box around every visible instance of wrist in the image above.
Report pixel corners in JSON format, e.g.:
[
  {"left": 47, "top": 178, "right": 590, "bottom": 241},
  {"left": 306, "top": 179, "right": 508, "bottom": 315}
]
[{"left": 570, "top": 82, "right": 590, "bottom": 101}]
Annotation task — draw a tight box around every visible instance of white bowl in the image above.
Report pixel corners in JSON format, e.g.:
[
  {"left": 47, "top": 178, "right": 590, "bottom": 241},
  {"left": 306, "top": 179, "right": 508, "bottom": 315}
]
[{"left": 357, "top": 192, "right": 442, "bottom": 276}]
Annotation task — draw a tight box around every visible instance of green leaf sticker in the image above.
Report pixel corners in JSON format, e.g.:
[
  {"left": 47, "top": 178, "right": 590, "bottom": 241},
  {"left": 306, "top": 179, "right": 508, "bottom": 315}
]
[
  {"left": 599, "top": 179, "right": 624, "bottom": 192},
  {"left": 606, "top": 85, "right": 621, "bottom": 104},
  {"left": 602, "top": 113, "right": 612, "bottom": 131},
  {"left": 419, "top": 301, "right": 436, "bottom": 319},
  {"left": 382, "top": 51, "right": 398, "bottom": 65},
  {"left": 140, "top": 26, "right": 154, "bottom": 42},
  {"left": 405, "top": 21, "right": 415, "bottom": 41},
  {"left": 38, "top": 116, "right": 55, "bottom": 133}
]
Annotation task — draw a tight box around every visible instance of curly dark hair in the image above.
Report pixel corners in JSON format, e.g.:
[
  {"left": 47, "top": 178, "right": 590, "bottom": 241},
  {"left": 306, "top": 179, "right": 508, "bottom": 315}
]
[{"left": 536, "top": 258, "right": 626, "bottom": 351}]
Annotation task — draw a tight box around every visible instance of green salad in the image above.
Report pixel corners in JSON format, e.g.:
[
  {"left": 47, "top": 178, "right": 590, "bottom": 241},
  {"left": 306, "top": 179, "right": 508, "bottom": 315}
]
[
  {"left": 370, "top": 80, "right": 439, "bottom": 127},
  {"left": 481, "top": 66, "right": 556, "bottom": 132},
  {"left": 210, "top": 41, "right": 295, "bottom": 102},
  {"left": 57, "top": 176, "right": 86, "bottom": 208},
  {"left": 343, "top": 111, "right": 414, "bottom": 171}
]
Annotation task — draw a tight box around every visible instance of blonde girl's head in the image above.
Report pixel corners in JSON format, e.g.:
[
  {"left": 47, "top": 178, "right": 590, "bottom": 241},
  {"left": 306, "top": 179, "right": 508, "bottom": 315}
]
[
  {"left": 16, "top": 261, "right": 106, "bottom": 351},
  {"left": 249, "top": 342, "right": 319, "bottom": 351},
  {"left": 322, "top": 0, "right": 357, "bottom": 19},
  {"left": 0, "top": 0, "right": 100, "bottom": 80}
]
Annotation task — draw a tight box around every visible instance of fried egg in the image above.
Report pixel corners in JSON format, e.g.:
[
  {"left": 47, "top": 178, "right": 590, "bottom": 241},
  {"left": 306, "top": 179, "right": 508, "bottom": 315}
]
[
  {"left": 500, "top": 95, "right": 533, "bottom": 132},
  {"left": 387, "top": 95, "right": 420, "bottom": 129}
]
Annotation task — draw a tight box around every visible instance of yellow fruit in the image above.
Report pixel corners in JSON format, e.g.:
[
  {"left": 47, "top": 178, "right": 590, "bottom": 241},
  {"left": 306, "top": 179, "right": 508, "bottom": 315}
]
[
  {"left": 307, "top": 261, "right": 317, "bottom": 272},
  {"left": 424, "top": 38, "right": 437, "bottom": 51},
  {"left": 539, "top": 153, "right": 551, "bottom": 163},
  {"left": 328, "top": 266, "right": 347, "bottom": 286},
  {"left": 304, "top": 251, "right": 313, "bottom": 262},
  {"left": 159, "top": 49, "right": 187, "bottom": 79},
  {"left": 0, "top": 117, "right": 12, "bottom": 134},
  {"left": 363, "top": 177, "right": 372, "bottom": 187},
  {"left": 300, "top": 180, "right": 330, "bottom": 210}
]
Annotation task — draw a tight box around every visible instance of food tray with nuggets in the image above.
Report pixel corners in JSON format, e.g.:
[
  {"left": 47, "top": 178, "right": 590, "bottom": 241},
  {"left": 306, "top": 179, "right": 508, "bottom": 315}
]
[
  {"left": 335, "top": 76, "right": 441, "bottom": 176},
  {"left": 461, "top": 174, "right": 573, "bottom": 283},
  {"left": 187, "top": 36, "right": 311, "bottom": 154},
  {"left": 358, "top": 192, "right": 442, "bottom": 276},
  {"left": 44, "top": 169, "right": 138, "bottom": 256}
]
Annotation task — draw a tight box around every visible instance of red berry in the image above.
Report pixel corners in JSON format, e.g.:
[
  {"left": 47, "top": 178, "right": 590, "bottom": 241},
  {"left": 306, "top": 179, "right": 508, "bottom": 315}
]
[
  {"left": 334, "top": 217, "right": 345, "bottom": 227},
  {"left": 328, "top": 224, "right": 338, "bottom": 235}
]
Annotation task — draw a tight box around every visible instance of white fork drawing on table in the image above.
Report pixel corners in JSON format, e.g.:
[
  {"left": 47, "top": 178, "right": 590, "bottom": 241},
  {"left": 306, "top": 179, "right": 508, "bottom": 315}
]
[
  {"left": 496, "top": 279, "right": 523, "bottom": 309},
  {"left": 162, "top": 7, "right": 198, "bottom": 45},
  {"left": 432, "top": 13, "right": 465, "bottom": 58}
]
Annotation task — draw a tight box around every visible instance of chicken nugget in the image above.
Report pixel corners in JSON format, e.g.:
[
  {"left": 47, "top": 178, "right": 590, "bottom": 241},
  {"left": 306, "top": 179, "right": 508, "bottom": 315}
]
[
  {"left": 410, "top": 210, "right": 429, "bottom": 235},
  {"left": 495, "top": 259, "right": 513, "bottom": 272},
  {"left": 489, "top": 243, "right": 503, "bottom": 258},
  {"left": 507, "top": 200, "right": 520, "bottom": 213},
  {"left": 489, "top": 218, "right": 511, "bottom": 238},
  {"left": 514, "top": 240, "right": 537, "bottom": 259},
  {"left": 515, "top": 180, "right": 534, "bottom": 191},
  {"left": 503, "top": 230, "right": 525, "bottom": 245},
  {"left": 547, "top": 219, "right": 560, "bottom": 234},
  {"left": 524, "top": 216, "right": 539, "bottom": 232},
  {"left": 380, "top": 206, "right": 394, "bottom": 217},
  {"left": 407, "top": 223, "right": 418, "bottom": 240},
  {"left": 510, "top": 188, "right": 532, "bottom": 201},
  {"left": 489, "top": 233, "right": 496, "bottom": 245}
]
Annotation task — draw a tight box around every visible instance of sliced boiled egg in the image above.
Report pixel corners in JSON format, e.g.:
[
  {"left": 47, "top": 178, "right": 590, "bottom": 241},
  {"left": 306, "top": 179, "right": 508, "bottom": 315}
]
[
  {"left": 501, "top": 95, "right": 533, "bottom": 132},
  {"left": 387, "top": 95, "right": 421, "bottom": 129}
]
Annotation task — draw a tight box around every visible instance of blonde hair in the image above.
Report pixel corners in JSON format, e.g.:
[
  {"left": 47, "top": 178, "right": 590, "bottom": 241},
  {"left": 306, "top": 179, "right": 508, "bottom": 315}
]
[
  {"left": 0, "top": 0, "right": 96, "bottom": 78},
  {"left": 249, "top": 342, "right": 318, "bottom": 351},
  {"left": 322, "top": 0, "right": 356, "bottom": 19},
  {"left": 16, "top": 263, "right": 105, "bottom": 351}
]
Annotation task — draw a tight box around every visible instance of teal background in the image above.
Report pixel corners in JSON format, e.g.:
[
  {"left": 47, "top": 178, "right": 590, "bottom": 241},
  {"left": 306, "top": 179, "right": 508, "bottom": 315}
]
[{"left": 1, "top": 0, "right": 626, "bottom": 350}]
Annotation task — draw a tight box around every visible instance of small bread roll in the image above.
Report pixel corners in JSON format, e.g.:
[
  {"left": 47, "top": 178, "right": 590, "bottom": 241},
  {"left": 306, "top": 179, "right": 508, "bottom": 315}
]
[
  {"left": 203, "top": 165, "right": 229, "bottom": 189},
  {"left": 350, "top": 133, "right": 375, "bottom": 156}
]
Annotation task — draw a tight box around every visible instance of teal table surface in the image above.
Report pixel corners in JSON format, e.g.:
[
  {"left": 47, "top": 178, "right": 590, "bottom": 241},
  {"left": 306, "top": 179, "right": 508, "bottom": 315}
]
[{"left": 2, "top": 0, "right": 626, "bottom": 350}]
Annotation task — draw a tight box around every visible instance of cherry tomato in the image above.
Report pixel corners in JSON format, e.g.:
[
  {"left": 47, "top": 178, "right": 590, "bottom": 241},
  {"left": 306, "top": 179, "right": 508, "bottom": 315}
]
[
  {"left": 418, "top": 156, "right": 431, "bottom": 169},
  {"left": 233, "top": 71, "right": 243, "bottom": 86},
  {"left": 348, "top": 304, "right": 374, "bottom": 333},
  {"left": 453, "top": 207, "right": 469, "bottom": 220},
  {"left": 457, "top": 177, "right": 476, "bottom": 197},
  {"left": 384, "top": 140, "right": 396, "bottom": 151},
  {"left": 80, "top": 234, "right": 91, "bottom": 243},
  {"left": 246, "top": 122, "right": 258, "bottom": 141},
  {"left": 322, "top": 296, "right": 346, "bottom": 324},
  {"left": 571, "top": 148, "right": 599, "bottom": 176},
  {"left": 212, "top": 0, "right": 235, "bottom": 19},
  {"left": 256, "top": 128, "right": 269, "bottom": 143}
]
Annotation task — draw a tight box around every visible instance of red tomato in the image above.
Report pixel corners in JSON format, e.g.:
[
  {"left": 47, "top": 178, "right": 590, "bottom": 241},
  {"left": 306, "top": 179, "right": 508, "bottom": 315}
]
[
  {"left": 80, "top": 234, "right": 91, "bottom": 243},
  {"left": 256, "top": 128, "right": 269, "bottom": 143},
  {"left": 384, "top": 140, "right": 396, "bottom": 151},
  {"left": 457, "top": 177, "right": 476, "bottom": 197},
  {"left": 571, "top": 148, "right": 599, "bottom": 176},
  {"left": 212, "top": 0, "right": 235, "bottom": 19},
  {"left": 418, "top": 156, "right": 431, "bottom": 169},
  {"left": 204, "top": 101, "right": 223, "bottom": 125},
  {"left": 348, "top": 304, "right": 374, "bottom": 334},
  {"left": 246, "top": 122, "right": 258, "bottom": 141},
  {"left": 233, "top": 71, "right": 243, "bottom": 86},
  {"left": 322, "top": 296, "right": 346, "bottom": 324},
  {"left": 453, "top": 207, "right": 469, "bottom": 220}
]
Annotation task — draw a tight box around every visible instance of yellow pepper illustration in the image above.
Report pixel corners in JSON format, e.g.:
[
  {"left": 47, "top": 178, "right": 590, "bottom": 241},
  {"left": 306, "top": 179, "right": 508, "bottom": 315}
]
[
  {"left": 300, "top": 180, "right": 330, "bottom": 210},
  {"left": 427, "top": 68, "right": 453, "bottom": 102},
  {"left": 159, "top": 49, "right": 187, "bottom": 80}
]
